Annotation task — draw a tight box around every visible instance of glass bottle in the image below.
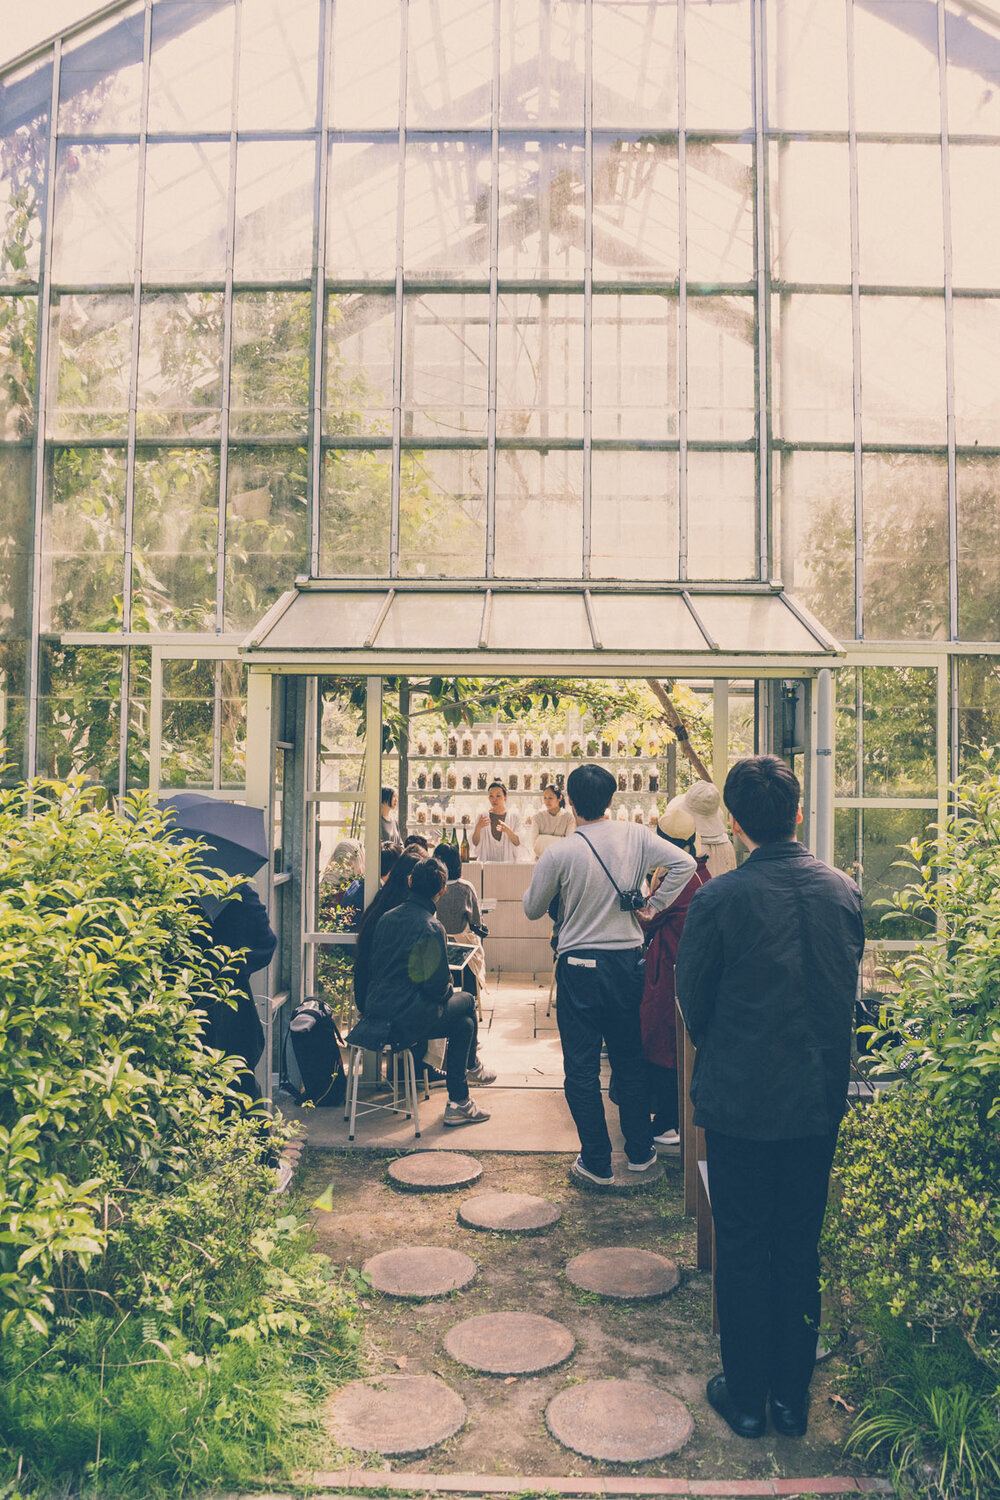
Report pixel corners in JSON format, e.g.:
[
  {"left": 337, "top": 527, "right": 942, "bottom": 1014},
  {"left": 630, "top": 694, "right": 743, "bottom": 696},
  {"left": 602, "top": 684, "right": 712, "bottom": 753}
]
[
  {"left": 616, "top": 803, "right": 628, "bottom": 822},
  {"left": 507, "top": 730, "right": 520, "bottom": 756},
  {"left": 617, "top": 768, "right": 627, "bottom": 792},
  {"left": 508, "top": 772, "right": 518, "bottom": 790},
  {"left": 477, "top": 731, "right": 490, "bottom": 757},
  {"left": 632, "top": 769, "right": 643, "bottom": 792},
  {"left": 522, "top": 729, "right": 534, "bottom": 756},
  {"left": 478, "top": 769, "right": 488, "bottom": 789},
  {"left": 523, "top": 770, "right": 533, "bottom": 791},
  {"left": 461, "top": 772, "right": 472, "bottom": 790},
  {"left": 416, "top": 727, "right": 429, "bottom": 755},
  {"left": 539, "top": 725, "right": 551, "bottom": 757},
  {"left": 540, "top": 770, "right": 549, "bottom": 789},
  {"left": 431, "top": 767, "right": 442, "bottom": 790},
  {"left": 446, "top": 768, "right": 457, "bottom": 789},
  {"left": 554, "top": 728, "right": 566, "bottom": 756},
  {"left": 447, "top": 731, "right": 458, "bottom": 756},
  {"left": 431, "top": 729, "right": 444, "bottom": 755},
  {"left": 461, "top": 729, "right": 473, "bottom": 756},
  {"left": 601, "top": 735, "right": 612, "bottom": 757},
  {"left": 648, "top": 769, "right": 659, "bottom": 793},
  {"left": 586, "top": 733, "right": 599, "bottom": 756},
  {"left": 416, "top": 768, "right": 427, "bottom": 790},
  {"left": 460, "top": 827, "right": 471, "bottom": 860}
]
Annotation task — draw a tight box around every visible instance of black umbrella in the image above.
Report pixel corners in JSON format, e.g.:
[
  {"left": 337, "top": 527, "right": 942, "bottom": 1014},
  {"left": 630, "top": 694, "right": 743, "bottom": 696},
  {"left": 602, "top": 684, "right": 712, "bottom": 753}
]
[{"left": 157, "top": 792, "right": 268, "bottom": 881}]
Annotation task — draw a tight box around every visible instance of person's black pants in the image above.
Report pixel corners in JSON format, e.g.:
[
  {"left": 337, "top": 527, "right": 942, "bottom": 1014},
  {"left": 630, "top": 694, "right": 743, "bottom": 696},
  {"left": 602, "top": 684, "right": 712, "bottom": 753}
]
[
  {"left": 705, "top": 1127, "right": 840, "bottom": 1417},
  {"left": 645, "top": 1060, "right": 679, "bottom": 1134},
  {"left": 556, "top": 947, "right": 652, "bottom": 1172},
  {"left": 424, "top": 991, "right": 478, "bottom": 1103}
]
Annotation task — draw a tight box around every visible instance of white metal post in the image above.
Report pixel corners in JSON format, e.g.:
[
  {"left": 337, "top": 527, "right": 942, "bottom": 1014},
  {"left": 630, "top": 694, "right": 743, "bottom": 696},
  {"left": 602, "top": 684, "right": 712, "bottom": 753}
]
[{"left": 712, "top": 680, "right": 729, "bottom": 790}]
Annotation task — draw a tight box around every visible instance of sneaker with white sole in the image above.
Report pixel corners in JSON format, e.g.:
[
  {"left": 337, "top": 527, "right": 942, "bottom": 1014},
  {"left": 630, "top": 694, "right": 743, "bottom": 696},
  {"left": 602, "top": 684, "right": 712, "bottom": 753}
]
[
  {"left": 627, "top": 1150, "right": 658, "bottom": 1172},
  {"left": 653, "top": 1128, "right": 681, "bottom": 1147},
  {"left": 466, "top": 1060, "right": 497, "bottom": 1084},
  {"left": 572, "top": 1154, "right": 615, "bottom": 1185},
  {"left": 443, "top": 1097, "right": 491, "bottom": 1126}
]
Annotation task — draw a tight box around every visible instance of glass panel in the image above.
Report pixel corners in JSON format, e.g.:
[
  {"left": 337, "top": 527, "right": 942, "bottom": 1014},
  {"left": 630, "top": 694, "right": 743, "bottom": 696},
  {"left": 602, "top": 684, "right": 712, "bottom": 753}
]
[
  {"left": 956, "top": 456, "right": 1000, "bottom": 641},
  {"left": 238, "top": 0, "right": 320, "bottom": 129},
  {"left": 0, "top": 447, "right": 32, "bottom": 636},
  {"left": 36, "top": 643, "right": 122, "bottom": 788},
  {"left": 407, "top": 0, "right": 493, "bottom": 128},
  {"left": 835, "top": 666, "right": 858, "bottom": 797},
  {"left": 0, "top": 59, "right": 51, "bottom": 287},
  {"left": 949, "top": 146, "right": 1000, "bottom": 289},
  {"left": 57, "top": 7, "right": 144, "bottom": 134},
  {"left": 777, "top": 450, "right": 856, "bottom": 642},
  {"left": 220, "top": 660, "right": 248, "bottom": 787},
  {"left": 142, "top": 141, "right": 229, "bottom": 283},
  {"left": 234, "top": 140, "right": 315, "bottom": 281},
  {"left": 148, "top": 0, "right": 235, "bottom": 134},
  {"left": 859, "top": 297, "right": 946, "bottom": 444},
  {"left": 125, "top": 644, "right": 151, "bottom": 791},
  {"left": 592, "top": 134, "right": 679, "bottom": 280},
  {"left": 694, "top": 595, "right": 820, "bottom": 652},
  {"left": 946, "top": 3, "right": 1000, "bottom": 135},
  {"left": 953, "top": 299, "right": 1000, "bottom": 445},
  {"left": 160, "top": 657, "right": 215, "bottom": 788},
  {"left": 499, "top": 0, "right": 585, "bottom": 126},
  {"left": 0, "top": 294, "right": 36, "bottom": 436},
  {"left": 398, "top": 450, "right": 487, "bottom": 576},
  {"left": 686, "top": 451, "right": 756, "bottom": 581},
  {"left": 861, "top": 666, "right": 936, "bottom": 797},
  {"left": 0, "top": 639, "right": 28, "bottom": 782},
  {"left": 376, "top": 590, "right": 485, "bottom": 648},
  {"left": 136, "top": 290, "right": 224, "bottom": 437},
  {"left": 402, "top": 293, "right": 489, "bottom": 437},
  {"left": 497, "top": 293, "right": 584, "bottom": 439},
  {"left": 264, "top": 590, "right": 383, "bottom": 648},
  {"left": 861, "top": 808, "right": 932, "bottom": 942},
  {"left": 497, "top": 135, "right": 585, "bottom": 277},
  {"left": 132, "top": 449, "right": 219, "bottom": 631},
  {"left": 47, "top": 292, "right": 132, "bottom": 439},
  {"left": 591, "top": 292, "right": 677, "bottom": 440},
  {"left": 320, "top": 449, "right": 391, "bottom": 575},
  {"left": 685, "top": 0, "right": 752, "bottom": 130},
  {"left": 326, "top": 292, "right": 394, "bottom": 436},
  {"left": 956, "top": 655, "right": 1000, "bottom": 771},
  {"left": 327, "top": 139, "right": 399, "bottom": 279},
  {"left": 768, "top": 0, "right": 848, "bottom": 130},
  {"left": 687, "top": 296, "right": 755, "bottom": 441},
  {"left": 329, "top": 0, "right": 401, "bottom": 128},
  {"left": 774, "top": 294, "right": 853, "bottom": 442},
  {"left": 225, "top": 445, "right": 309, "bottom": 629},
  {"left": 230, "top": 291, "right": 310, "bottom": 437},
  {"left": 494, "top": 449, "right": 583, "bottom": 577},
  {"left": 769, "top": 142, "right": 851, "bottom": 285},
  {"left": 853, "top": 1, "right": 942, "bottom": 134},
  {"left": 834, "top": 806, "right": 860, "bottom": 886},
  {"left": 489, "top": 587, "right": 590, "bottom": 647},
  {"left": 589, "top": 450, "right": 678, "bottom": 581},
  {"left": 857, "top": 145, "right": 943, "bottom": 287},
  {"left": 686, "top": 143, "right": 753, "bottom": 284},
  {"left": 592, "top": 0, "right": 677, "bottom": 127},
  {"left": 403, "top": 135, "right": 492, "bottom": 280},
  {"left": 862, "top": 453, "right": 948, "bottom": 641},
  {"left": 52, "top": 143, "right": 138, "bottom": 284},
  {"left": 42, "top": 448, "right": 127, "bottom": 632},
  {"left": 590, "top": 590, "right": 706, "bottom": 653}
]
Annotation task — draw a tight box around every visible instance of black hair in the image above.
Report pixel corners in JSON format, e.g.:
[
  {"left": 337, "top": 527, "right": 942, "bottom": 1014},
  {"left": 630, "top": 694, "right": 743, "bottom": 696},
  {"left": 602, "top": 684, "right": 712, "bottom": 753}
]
[
  {"left": 380, "top": 785, "right": 396, "bottom": 805},
  {"left": 404, "top": 832, "right": 429, "bottom": 851},
  {"left": 488, "top": 780, "right": 507, "bottom": 797},
  {"left": 433, "top": 841, "right": 462, "bottom": 881},
  {"left": 409, "top": 856, "right": 448, "bottom": 901},
  {"left": 723, "top": 755, "right": 800, "bottom": 845},
  {"left": 566, "top": 763, "right": 616, "bottom": 821},
  {"left": 543, "top": 783, "right": 566, "bottom": 808},
  {"left": 380, "top": 843, "right": 401, "bottom": 879},
  {"left": 355, "top": 849, "right": 428, "bottom": 1009}
]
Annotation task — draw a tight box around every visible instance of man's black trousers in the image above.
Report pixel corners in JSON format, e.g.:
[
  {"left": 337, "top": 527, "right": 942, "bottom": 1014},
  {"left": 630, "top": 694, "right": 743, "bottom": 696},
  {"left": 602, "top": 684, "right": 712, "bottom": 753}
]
[
  {"left": 555, "top": 946, "right": 652, "bottom": 1172},
  {"left": 425, "top": 990, "right": 477, "bottom": 1102},
  {"left": 705, "top": 1127, "right": 840, "bottom": 1416}
]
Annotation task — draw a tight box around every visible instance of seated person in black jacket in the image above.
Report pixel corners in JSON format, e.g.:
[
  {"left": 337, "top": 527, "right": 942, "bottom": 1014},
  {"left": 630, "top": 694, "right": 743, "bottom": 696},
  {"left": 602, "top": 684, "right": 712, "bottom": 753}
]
[
  {"left": 194, "top": 881, "right": 276, "bottom": 1107},
  {"left": 362, "top": 858, "right": 493, "bottom": 1127}
]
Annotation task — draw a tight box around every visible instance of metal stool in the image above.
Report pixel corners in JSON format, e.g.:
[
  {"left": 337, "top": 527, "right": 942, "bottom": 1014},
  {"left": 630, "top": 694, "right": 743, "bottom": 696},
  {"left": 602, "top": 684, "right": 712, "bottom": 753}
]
[{"left": 344, "top": 1045, "right": 429, "bottom": 1142}]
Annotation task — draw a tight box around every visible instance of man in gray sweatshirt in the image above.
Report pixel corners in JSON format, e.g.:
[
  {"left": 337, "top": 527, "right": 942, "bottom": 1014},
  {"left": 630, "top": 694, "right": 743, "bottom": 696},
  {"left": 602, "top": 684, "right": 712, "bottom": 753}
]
[{"left": 523, "top": 763, "right": 696, "bottom": 1182}]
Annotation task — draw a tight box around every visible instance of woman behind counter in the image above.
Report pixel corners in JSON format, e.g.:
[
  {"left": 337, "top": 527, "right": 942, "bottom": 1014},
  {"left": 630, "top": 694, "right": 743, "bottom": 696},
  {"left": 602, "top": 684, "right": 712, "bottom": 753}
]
[
  {"left": 470, "top": 780, "right": 525, "bottom": 862},
  {"left": 528, "top": 784, "right": 575, "bottom": 852}
]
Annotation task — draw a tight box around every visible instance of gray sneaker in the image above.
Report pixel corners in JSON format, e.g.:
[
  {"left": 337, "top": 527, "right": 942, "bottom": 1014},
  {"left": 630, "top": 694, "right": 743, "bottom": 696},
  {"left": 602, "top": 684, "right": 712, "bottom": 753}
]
[
  {"left": 466, "top": 1060, "right": 497, "bottom": 1085},
  {"left": 443, "top": 1097, "right": 491, "bottom": 1126}
]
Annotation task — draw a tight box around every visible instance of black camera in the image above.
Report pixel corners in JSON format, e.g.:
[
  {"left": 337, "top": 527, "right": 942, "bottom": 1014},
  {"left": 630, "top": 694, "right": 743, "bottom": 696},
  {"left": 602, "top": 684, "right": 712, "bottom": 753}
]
[{"left": 619, "top": 888, "right": 646, "bottom": 913}]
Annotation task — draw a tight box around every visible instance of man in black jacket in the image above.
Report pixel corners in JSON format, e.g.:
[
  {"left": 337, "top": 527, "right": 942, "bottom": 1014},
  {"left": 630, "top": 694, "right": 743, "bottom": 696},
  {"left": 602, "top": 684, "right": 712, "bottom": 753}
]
[{"left": 675, "top": 756, "right": 864, "bottom": 1441}]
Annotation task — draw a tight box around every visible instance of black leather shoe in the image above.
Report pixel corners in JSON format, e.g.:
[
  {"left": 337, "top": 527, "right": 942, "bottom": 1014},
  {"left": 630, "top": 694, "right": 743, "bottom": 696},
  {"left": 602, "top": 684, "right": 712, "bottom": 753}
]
[
  {"left": 706, "top": 1374, "right": 765, "bottom": 1439},
  {"left": 770, "top": 1395, "right": 809, "bottom": 1437}
]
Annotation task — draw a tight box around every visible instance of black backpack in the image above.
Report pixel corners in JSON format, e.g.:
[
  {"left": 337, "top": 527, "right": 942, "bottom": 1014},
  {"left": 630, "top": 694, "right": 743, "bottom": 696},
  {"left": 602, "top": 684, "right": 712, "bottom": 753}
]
[{"left": 281, "top": 996, "right": 347, "bottom": 1107}]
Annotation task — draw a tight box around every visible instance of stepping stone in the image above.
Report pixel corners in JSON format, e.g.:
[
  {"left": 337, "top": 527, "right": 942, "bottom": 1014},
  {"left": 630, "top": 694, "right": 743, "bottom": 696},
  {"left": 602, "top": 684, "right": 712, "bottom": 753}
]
[
  {"left": 388, "top": 1151, "right": 482, "bottom": 1193},
  {"left": 444, "top": 1311, "right": 575, "bottom": 1375},
  {"left": 363, "top": 1245, "right": 477, "bottom": 1298},
  {"left": 325, "top": 1373, "right": 465, "bottom": 1455},
  {"left": 565, "top": 1246, "right": 679, "bottom": 1300},
  {"left": 570, "top": 1149, "right": 664, "bottom": 1192},
  {"left": 546, "top": 1378, "right": 693, "bottom": 1461},
  {"left": 458, "top": 1191, "right": 560, "bottom": 1234}
]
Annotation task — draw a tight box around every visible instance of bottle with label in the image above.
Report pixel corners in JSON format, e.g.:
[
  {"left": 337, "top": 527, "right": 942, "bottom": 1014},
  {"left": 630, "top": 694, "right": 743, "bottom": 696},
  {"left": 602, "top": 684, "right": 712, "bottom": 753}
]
[{"left": 460, "top": 827, "right": 471, "bottom": 861}]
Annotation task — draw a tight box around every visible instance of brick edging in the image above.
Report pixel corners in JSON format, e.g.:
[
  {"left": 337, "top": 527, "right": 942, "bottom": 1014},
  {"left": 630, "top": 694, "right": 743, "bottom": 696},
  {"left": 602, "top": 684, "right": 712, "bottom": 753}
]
[{"left": 306, "top": 1470, "right": 894, "bottom": 1496}]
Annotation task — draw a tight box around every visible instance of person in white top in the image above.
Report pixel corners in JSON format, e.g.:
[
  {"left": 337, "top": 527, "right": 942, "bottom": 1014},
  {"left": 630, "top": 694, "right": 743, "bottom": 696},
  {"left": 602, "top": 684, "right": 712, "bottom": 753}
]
[
  {"left": 470, "top": 780, "right": 525, "bottom": 862},
  {"left": 528, "top": 784, "right": 576, "bottom": 854}
]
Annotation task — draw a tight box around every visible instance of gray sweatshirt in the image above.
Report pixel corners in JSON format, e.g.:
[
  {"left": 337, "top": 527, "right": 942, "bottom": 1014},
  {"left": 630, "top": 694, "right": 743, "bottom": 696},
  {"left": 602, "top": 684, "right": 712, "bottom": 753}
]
[{"left": 523, "top": 819, "right": 697, "bottom": 953}]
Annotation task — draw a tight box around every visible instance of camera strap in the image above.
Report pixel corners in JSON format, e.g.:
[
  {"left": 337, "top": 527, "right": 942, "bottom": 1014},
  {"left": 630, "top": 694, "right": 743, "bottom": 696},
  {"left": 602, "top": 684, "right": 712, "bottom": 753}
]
[{"left": 574, "top": 829, "right": 644, "bottom": 906}]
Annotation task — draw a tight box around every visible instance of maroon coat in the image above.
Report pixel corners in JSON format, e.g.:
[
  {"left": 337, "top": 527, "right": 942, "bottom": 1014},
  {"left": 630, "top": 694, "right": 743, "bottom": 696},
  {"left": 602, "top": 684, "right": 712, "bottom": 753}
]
[{"left": 640, "top": 857, "right": 711, "bottom": 1068}]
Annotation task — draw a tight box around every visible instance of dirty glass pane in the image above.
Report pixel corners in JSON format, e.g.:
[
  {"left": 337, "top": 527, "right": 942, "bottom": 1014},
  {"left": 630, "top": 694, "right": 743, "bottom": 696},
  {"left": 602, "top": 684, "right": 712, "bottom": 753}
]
[
  {"left": 687, "top": 296, "right": 755, "bottom": 442},
  {"left": 769, "top": 142, "right": 851, "bottom": 285},
  {"left": 592, "top": 135, "right": 679, "bottom": 280},
  {"left": 326, "top": 292, "right": 394, "bottom": 437},
  {"left": 48, "top": 292, "right": 132, "bottom": 440},
  {"left": 590, "top": 450, "right": 679, "bottom": 581},
  {"left": 499, "top": 0, "right": 585, "bottom": 126},
  {"left": 142, "top": 142, "right": 229, "bottom": 283},
  {"left": 160, "top": 657, "right": 215, "bottom": 788},
  {"left": 398, "top": 449, "right": 487, "bottom": 576},
  {"left": 686, "top": 143, "right": 753, "bottom": 284},
  {"left": 857, "top": 144, "right": 943, "bottom": 287},
  {"left": 861, "top": 808, "right": 933, "bottom": 942},
  {"left": 0, "top": 295, "right": 37, "bottom": 436},
  {"left": 956, "top": 656, "right": 1000, "bottom": 772},
  {"left": 949, "top": 147, "right": 1000, "bottom": 290},
  {"left": 768, "top": 0, "right": 848, "bottom": 130},
  {"left": 58, "top": 6, "right": 144, "bottom": 134},
  {"left": 403, "top": 135, "right": 492, "bottom": 280},
  {"left": 591, "top": 293, "right": 677, "bottom": 440},
  {"left": 238, "top": 0, "right": 320, "bottom": 129},
  {"left": 497, "top": 135, "right": 585, "bottom": 278},
  {"left": 862, "top": 454, "right": 948, "bottom": 641},
  {"left": 132, "top": 449, "right": 219, "bottom": 632},
  {"left": 953, "top": 300, "right": 1000, "bottom": 445},
  {"left": 834, "top": 806, "right": 860, "bottom": 887},
  {"left": 0, "top": 447, "right": 32, "bottom": 637},
  {"left": 327, "top": 139, "right": 399, "bottom": 279},
  {"left": 36, "top": 643, "right": 122, "bottom": 789},
  {"left": 407, "top": 0, "right": 493, "bottom": 127},
  {"left": 776, "top": 450, "right": 855, "bottom": 643},
  {"left": 403, "top": 293, "right": 489, "bottom": 438},
  {"left": 957, "top": 456, "right": 1000, "bottom": 641},
  {"left": 496, "top": 293, "right": 584, "bottom": 439},
  {"left": 774, "top": 294, "right": 853, "bottom": 443},
  {"left": 946, "top": 5, "right": 1000, "bottom": 135},
  {"left": 494, "top": 448, "right": 583, "bottom": 578},
  {"left": 125, "top": 645, "right": 151, "bottom": 792},
  {"left": 862, "top": 667, "right": 937, "bottom": 797},
  {"left": 136, "top": 291, "right": 224, "bottom": 437},
  {"left": 853, "top": 1, "right": 941, "bottom": 134},
  {"left": 225, "top": 446, "right": 309, "bottom": 629},
  {"left": 234, "top": 140, "right": 315, "bottom": 281},
  {"left": 42, "top": 448, "right": 127, "bottom": 632},
  {"left": 593, "top": 0, "right": 677, "bottom": 127},
  {"left": 320, "top": 449, "right": 391, "bottom": 575},
  {"left": 859, "top": 297, "right": 946, "bottom": 444},
  {"left": 835, "top": 666, "right": 857, "bottom": 797},
  {"left": 221, "top": 661, "right": 248, "bottom": 788},
  {"left": 686, "top": 451, "right": 756, "bottom": 581},
  {"left": 52, "top": 143, "right": 138, "bottom": 284},
  {"left": 148, "top": 0, "right": 235, "bottom": 133},
  {"left": 0, "top": 59, "right": 51, "bottom": 287},
  {"left": 685, "top": 0, "right": 752, "bottom": 130},
  {"left": 329, "top": 0, "right": 401, "bottom": 128},
  {"left": 230, "top": 291, "right": 311, "bottom": 437},
  {"left": 0, "top": 638, "right": 27, "bottom": 781}
]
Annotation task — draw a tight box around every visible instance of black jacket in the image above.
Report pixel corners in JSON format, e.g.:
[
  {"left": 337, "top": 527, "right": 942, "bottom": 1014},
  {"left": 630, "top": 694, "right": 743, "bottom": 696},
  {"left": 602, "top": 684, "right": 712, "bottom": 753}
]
[
  {"left": 195, "top": 884, "right": 276, "bottom": 1070},
  {"left": 675, "top": 841, "right": 864, "bottom": 1139},
  {"left": 363, "top": 893, "right": 453, "bottom": 1048}
]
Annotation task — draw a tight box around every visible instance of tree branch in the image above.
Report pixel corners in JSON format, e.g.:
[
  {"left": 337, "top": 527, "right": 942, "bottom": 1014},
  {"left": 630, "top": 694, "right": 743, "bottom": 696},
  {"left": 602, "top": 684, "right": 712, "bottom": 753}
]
[{"left": 645, "top": 679, "right": 713, "bottom": 784}]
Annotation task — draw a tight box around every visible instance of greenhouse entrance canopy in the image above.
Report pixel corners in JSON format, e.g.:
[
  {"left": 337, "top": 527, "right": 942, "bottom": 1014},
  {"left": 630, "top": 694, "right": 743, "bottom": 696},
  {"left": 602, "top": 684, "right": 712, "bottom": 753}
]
[{"left": 240, "top": 581, "right": 842, "bottom": 676}]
